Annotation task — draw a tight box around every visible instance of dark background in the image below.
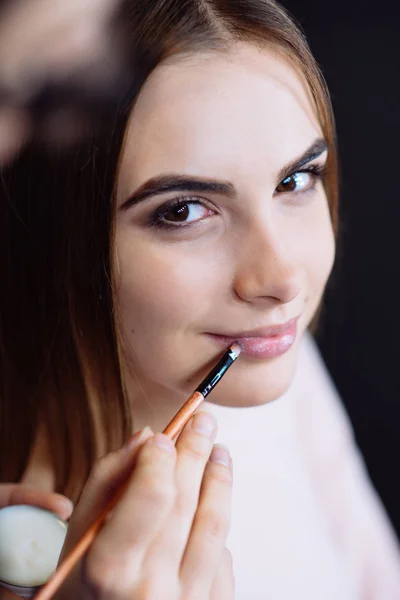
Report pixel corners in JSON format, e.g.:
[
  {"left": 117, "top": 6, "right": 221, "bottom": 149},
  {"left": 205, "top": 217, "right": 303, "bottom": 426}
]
[{"left": 280, "top": 0, "right": 400, "bottom": 536}]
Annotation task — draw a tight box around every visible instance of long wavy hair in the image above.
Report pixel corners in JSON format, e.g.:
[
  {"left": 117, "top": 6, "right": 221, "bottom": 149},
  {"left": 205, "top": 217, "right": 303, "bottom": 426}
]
[{"left": 0, "top": 0, "right": 338, "bottom": 502}]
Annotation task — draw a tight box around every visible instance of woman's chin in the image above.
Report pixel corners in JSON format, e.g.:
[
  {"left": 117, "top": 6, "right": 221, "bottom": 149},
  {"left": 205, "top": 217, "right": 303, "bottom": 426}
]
[{"left": 207, "top": 349, "right": 298, "bottom": 408}]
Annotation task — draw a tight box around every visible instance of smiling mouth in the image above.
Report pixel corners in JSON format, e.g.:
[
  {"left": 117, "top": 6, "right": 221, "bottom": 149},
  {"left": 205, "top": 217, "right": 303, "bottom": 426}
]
[{"left": 206, "top": 317, "right": 299, "bottom": 359}]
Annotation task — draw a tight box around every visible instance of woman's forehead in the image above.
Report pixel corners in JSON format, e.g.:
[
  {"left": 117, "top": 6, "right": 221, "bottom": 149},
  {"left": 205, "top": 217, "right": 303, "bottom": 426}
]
[{"left": 118, "top": 44, "right": 322, "bottom": 196}]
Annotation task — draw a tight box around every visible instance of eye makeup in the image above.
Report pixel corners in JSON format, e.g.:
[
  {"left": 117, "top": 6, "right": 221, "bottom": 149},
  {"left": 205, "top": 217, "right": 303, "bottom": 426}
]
[
  {"left": 142, "top": 160, "right": 328, "bottom": 231},
  {"left": 120, "top": 138, "right": 328, "bottom": 213},
  {"left": 147, "top": 196, "right": 216, "bottom": 230},
  {"left": 275, "top": 162, "right": 327, "bottom": 195}
]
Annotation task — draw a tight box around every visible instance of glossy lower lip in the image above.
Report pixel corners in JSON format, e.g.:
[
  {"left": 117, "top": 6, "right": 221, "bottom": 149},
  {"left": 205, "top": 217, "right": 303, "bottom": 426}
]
[{"left": 207, "top": 319, "right": 298, "bottom": 359}]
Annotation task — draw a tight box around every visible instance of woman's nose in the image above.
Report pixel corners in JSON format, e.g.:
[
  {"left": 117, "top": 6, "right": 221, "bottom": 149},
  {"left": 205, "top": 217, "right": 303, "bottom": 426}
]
[{"left": 233, "top": 222, "right": 303, "bottom": 306}]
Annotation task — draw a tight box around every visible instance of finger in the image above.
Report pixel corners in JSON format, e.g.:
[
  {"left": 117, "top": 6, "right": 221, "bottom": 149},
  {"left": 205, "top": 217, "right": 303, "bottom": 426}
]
[
  {"left": 0, "top": 485, "right": 73, "bottom": 521},
  {"left": 61, "top": 427, "right": 153, "bottom": 554},
  {"left": 210, "top": 548, "right": 235, "bottom": 600},
  {"left": 147, "top": 412, "right": 217, "bottom": 567},
  {"left": 94, "top": 434, "right": 177, "bottom": 555},
  {"left": 180, "top": 445, "right": 233, "bottom": 597},
  {"left": 81, "top": 434, "right": 177, "bottom": 595}
]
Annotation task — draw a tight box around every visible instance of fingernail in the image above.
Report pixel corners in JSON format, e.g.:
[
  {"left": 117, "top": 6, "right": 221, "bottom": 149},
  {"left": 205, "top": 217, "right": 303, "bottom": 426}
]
[
  {"left": 191, "top": 411, "right": 217, "bottom": 439},
  {"left": 58, "top": 496, "right": 74, "bottom": 515},
  {"left": 148, "top": 433, "right": 175, "bottom": 454},
  {"left": 210, "top": 444, "right": 231, "bottom": 467},
  {"left": 126, "top": 426, "right": 153, "bottom": 451}
]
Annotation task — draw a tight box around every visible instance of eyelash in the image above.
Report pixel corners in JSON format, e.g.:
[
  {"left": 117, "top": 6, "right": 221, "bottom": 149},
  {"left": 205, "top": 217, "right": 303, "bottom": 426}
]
[
  {"left": 148, "top": 164, "right": 327, "bottom": 231},
  {"left": 148, "top": 196, "right": 215, "bottom": 231},
  {"left": 280, "top": 164, "right": 327, "bottom": 192}
]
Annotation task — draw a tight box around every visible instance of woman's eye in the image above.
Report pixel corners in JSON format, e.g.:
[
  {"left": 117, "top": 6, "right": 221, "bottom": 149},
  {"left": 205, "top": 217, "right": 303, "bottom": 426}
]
[
  {"left": 154, "top": 200, "right": 214, "bottom": 228},
  {"left": 276, "top": 171, "right": 314, "bottom": 194}
]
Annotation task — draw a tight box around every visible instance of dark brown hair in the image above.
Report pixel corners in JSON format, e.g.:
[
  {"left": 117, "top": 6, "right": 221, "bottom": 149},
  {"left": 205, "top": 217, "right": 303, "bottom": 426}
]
[{"left": 0, "top": 0, "right": 338, "bottom": 502}]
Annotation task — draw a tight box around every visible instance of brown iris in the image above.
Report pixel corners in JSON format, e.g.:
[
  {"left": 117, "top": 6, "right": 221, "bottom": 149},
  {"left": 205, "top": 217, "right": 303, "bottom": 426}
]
[
  {"left": 276, "top": 174, "right": 298, "bottom": 193},
  {"left": 164, "top": 204, "right": 190, "bottom": 222}
]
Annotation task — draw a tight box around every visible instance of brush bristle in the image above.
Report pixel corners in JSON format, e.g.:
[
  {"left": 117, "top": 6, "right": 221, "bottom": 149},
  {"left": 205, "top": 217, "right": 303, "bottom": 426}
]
[{"left": 230, "top": 341, "right": 242, "bottom": 358}]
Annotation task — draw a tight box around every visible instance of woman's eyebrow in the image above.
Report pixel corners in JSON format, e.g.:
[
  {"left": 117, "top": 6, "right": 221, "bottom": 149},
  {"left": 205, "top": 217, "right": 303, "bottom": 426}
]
[
  {"left": 277, "top": 138, "right": 328, "bottom": 182},
  {"left": 121, "top": 138, "right": 328, "bottom": 211},
  {"left": 120, "top": 175, "right": 236, "bottom": 210}
]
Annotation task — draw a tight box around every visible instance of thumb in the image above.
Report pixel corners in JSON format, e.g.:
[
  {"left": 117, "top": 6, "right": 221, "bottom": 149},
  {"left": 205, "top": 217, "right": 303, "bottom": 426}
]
[{"left": 0, "top": 485, "right": 73, "bottom": 521}]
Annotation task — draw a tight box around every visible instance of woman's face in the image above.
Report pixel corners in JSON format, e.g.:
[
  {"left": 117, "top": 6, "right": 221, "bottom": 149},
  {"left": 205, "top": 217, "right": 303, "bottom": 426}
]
[{"left": 115, "top": 43, "right": 335, "bottom": 410}]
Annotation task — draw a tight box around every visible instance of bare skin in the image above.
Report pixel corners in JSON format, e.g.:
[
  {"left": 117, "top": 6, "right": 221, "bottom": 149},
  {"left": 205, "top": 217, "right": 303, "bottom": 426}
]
[
  {"left": 0, "top": 485, "right": 73, "bottom": 521},
  {"left": 115, "top": 44, "right": 335, "bottom": 431},
  {"left": 1, "top": 43, "right": 334, "bottom": 599},
  {"left": 0, "top": 413, "right": 234, "bottom": 600}
]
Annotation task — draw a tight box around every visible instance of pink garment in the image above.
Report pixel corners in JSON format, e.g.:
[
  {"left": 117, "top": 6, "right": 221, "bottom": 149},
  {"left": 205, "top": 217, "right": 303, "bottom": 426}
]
[{"left": 205, "top": 332, "right": 400, "bottom": 599}]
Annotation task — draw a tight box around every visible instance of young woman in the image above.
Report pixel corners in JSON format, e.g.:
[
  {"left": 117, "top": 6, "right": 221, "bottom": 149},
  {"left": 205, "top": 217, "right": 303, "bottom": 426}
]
[{"left": 1, "top": 0, "right": 400, "bottom": 598}]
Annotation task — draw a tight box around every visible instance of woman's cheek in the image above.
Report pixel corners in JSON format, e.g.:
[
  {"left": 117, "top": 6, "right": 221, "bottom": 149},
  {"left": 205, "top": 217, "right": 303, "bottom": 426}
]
[
  {"left": 115, "top": 235, "right": 214, "bottom": 337},
  {"left": 114, "top": 243, "right": 223, "bottom": 390}
]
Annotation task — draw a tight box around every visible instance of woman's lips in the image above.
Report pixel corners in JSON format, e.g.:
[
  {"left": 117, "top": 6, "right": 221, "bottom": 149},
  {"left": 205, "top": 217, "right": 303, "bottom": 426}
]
[{"left": 207, "top": 318, "right": 299, "bottom": 359}]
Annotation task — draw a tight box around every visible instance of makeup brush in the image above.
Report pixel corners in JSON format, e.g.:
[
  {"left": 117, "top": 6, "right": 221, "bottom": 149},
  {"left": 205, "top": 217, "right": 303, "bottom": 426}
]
[{"left": 34, "top": 342, "right": 241, "bottom": 600}]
